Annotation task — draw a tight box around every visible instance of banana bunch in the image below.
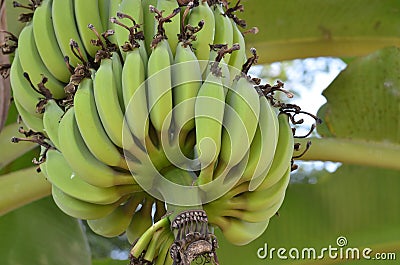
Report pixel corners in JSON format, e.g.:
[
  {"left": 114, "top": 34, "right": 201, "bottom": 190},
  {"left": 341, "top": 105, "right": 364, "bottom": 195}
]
[{"left": 6, "top": 0, "right": 311, "bottom": 263}]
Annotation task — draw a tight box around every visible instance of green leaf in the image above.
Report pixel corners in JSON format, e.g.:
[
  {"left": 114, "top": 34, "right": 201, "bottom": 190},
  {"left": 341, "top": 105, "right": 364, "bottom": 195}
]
[
  {"left": 216, "top": 165, "right": 400, "bottom": 264},
  {"left": 295, "top": 47, "right": 400, "bottom": 170},
  {"left": 242, "top": 0, "right": 400, "bottom": 63},
  {"left": 0, "top": 196, "right": 92, "bottom": 265}
]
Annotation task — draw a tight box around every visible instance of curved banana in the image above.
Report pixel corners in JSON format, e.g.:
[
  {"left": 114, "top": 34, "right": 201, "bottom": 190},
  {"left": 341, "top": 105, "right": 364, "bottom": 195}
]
[
  {"left": 142, "top": 0, "right": 158, "bottom": 55},
  {"left": 122, "top": 48, "right": 148, "bottom": 146},
  {"left": 98, "top": 0, "right": 111, "bottom": 32},
  {"left": 42, "top": 99, "right": 64, "bottom": 149},
  {"left": 256, "top": 113, "right": 294, "bottom": 191},
  {"left": 107, "top": 0, "right": 123, "bottom": 44},
  {"left": 74, "top": 75, "right": 128, "bottom": 169},
  {"left": 171, "top": 43, "right": 202, "bottom": 146},
  {"left": 115, "top": 0, "right": 143, "bottom": 56},
  {"left": 45, "top": 149, "right": 140, "bottom": 204},
  {"left": 111, "top": 52, "right": 125, "bottom": 112},
  {"left": 156, "top": 0, "right": 180, "bottom": 55},
  {"left": 217, "top": 76, "right": 260, "bottom": 174},
  {"left": 87, "top": 194, "right": 145, "bottom": 237},
  {"left": 246, "top": 96, "right": 280, "bottom": 190},
  {"left": 51, "top": 185, "right": 126, "bottom": 220},
  {"left": 228, "top": 20, "right": 247, "bottom": 78},
  {"left": 57, "top": 107, "right": 136, "bottom": 188},
  {"left": 212, "top": 216, "right": 270, "bottom": 246},
  {"left": 147, "top": 39, "right": 173, "bottom": 137},
  {"left": 17, "top": 23, "right": 65, "bottom": 99},
  {"left": 52, "top": 0, "right": 87, "bottom": 66},
  {"left": 211, "top": 3, "right": 234, "bottom": 63},
  {"left": 14, "top": 98, "right": 44, "bottom": 132},
  {"left": 93, "top": 56, "right": 135, "bottom": 150},
  {"left": 32, "top": 0, "right": 70, "bottom": 83},
  {"left": 195, "top": 69, "right": 226, "bottom": 185},
  {"left": 126, "top": 197, "right": 154, "bottom": 244},
  {"left": 74, "top": 0, "right": 104, "bottom": 58},
  {"left": 9, "top": 51, "right": 43, "bottom": 118},
  {"left": 187, "top": 1, "right": 215, "bottom": 68}
]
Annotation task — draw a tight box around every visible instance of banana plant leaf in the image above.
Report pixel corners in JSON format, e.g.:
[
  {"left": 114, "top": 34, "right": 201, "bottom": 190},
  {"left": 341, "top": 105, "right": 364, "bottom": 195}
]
[
  {"left": 241, "top": 0, "right": 400, "bottom": 63},
  {"left": 0, "top": 196, "right": 92, "bottom": 265}
]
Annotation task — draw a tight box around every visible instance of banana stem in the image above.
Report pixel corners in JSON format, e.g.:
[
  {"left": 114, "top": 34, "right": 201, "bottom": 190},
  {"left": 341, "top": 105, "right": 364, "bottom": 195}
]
[
  {"left": 294, "top": 137, "right": 400, "bottom": 171},
  {"left": 0, "top": 167, "right": 51, "bottom": 215}
]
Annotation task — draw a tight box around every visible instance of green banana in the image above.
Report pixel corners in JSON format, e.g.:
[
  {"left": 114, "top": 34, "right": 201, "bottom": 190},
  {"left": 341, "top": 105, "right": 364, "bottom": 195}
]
[
  {"left": 217, "top": 76, "right": 260, "bottom": 173},
  {"left": 256, "top": 113, "right": 294, "bottom": 191},
  {"left": 45, "top": 149, "right": 140, "bottom": 204},
  {"left": 14, "top": 98, "right": 44, "bottom": 132},
  {"left": 212, "top": 216, "right": 270, "bottom": 246},
  {"left": 57, "top": 107, "right": 136, "bottom": 188},
  {"left": 51, "top": 185, "right": 126, "bottom": 220},
  {"left": 42, "top": 99, "right": 64, "bottom": 149},
  {"left": 74, "top": 75, "right": 128, "bottom": 169},
  {"left": 195, "top": 68, "right": 226, "bottom": 185},
  {"left": 245, "top": 96, "right": 280, "bottom": 190},
  {"left": 228, "top": 20, "right": 247, "bottom": 78},
  {"left": 147, "top": 39, "right": 173, "bottom": 136},
  {"left": 9, "top": 51, "right": 42, "bottom": 118},
  {"left": 126, "top": 197, "right": 154, "bottom": 244},
  {"left": 171, "top": 42, "right": 202, "bottom": 146},
  {"left": 17, "top": 23, "right": 65, "bottom": 99},
  {"left": 156, "top": 0, "right": 180, "bottom": 55},
  {"left": 52, "top": 0, "right": 87, "bottom": 66},
  {"left": 111, "top": 51, "right": 125, "bottom": 112},
  {"left": 32, "top": 0, "right": 70, "bottom": 83},
  {"left": 142, "top": 0, "right": 158, "bottom": 55},
  {"left": 122, "top": 48, "right": 148, "bottom": 147},
  {"left": 93, "top": 55, "right": 134, "bottom": 150},
  {"left": 187, "top": 1, "right": 215, "bottom": 68},
  {"left": 74, "top": 0, "right": 104, "bottom": 57},
  {"left": 115, "top": 0, "right": 143, "bottom": 57},
  {"left": 211, "top": 3, "right": 234, "bottom": 63},
  {"left": 154, "top": 233, "right": 174, "bottom": 265},
  {"left": 107, "top": 0, "right": 123, "bottom": 44},
  {"left": 87, "top": 194, "right": 145, "bottom": 237},
  {"left": 98, "top": 0, "right": 111, "bottom": 31}
]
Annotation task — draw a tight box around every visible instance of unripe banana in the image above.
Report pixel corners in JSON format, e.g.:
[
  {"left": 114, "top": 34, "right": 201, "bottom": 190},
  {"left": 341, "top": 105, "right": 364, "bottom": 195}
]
[
  {"left": 187, "top": 1, "right": 215, "bottom": 68},
  {"left": 156, "top": 0, "right": 180, "bottom": 55},
  {"left": 107, "top": 0, "right": 123, "bottom": 43},
  {"left": 98, "top": 0, "right": 111, "bottom": 31},
  {"left": 256, "top": 113, "right": 294, "bottom": 191},
  {"left": 51, "top": 185, "right": 127, "bottom": 220},
  {"left": 195, "top": 70, "right": 226, "bottom": 185},
  {"left": 211, "top": 3, "right": 234, "bottom": 63},
  {"left": 147, "top": 39, "right": 173, "bottom": 136},
  {"left": 228, "top": 21, "right": 247, "bottom": 78},
  {"left": 74, "top": 0, "right": 104, "bottom": 57},
  {"left": 142, "top": 0, "right": 158, "bottom": 55},
  {"left": 32, "top": 0, "right": 70, "bottom": 83},
  {"left": 94, "top": 55, "right": 134, "bottom": 150},
  {"left": 122, "top": 48, "right": 148, "bottom": 147},
  {"left": 126, "top": 197, "right": 154, "bottom": 244},
  {"left": 52, "top": 0, "right": 87, "bottom": 66},
  {"left": 42, "top": 99, "right": 64, "bottom": 149},
  {"left": 172, "top": 43, "right": 202, "bottom": 146},
  {"left": 14, "top": 98, "right": 44, "bottom": 132},
  {"left": 213, "top": 216, "right": 270, "bottom": 246},
  {"left": 57, "top": 107, "right": 137, "bottom": 188},
  {"left": 17, "top": 23, "right": 65, "bottom": 99},
  {"left": 45, "top": 149, "right": 140, "bottom": 204},
  {"left": 9, "top": 51, "right": 42, "bottom": 118},
  {"left": 241, "top": 96, "right": 279, "bottom": 189},
  {"left": 87, "top": 194, "right": 145, "bottom": 237},
  {"left": 217, "top": 76, "right": 260, "bottom": 174}
]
